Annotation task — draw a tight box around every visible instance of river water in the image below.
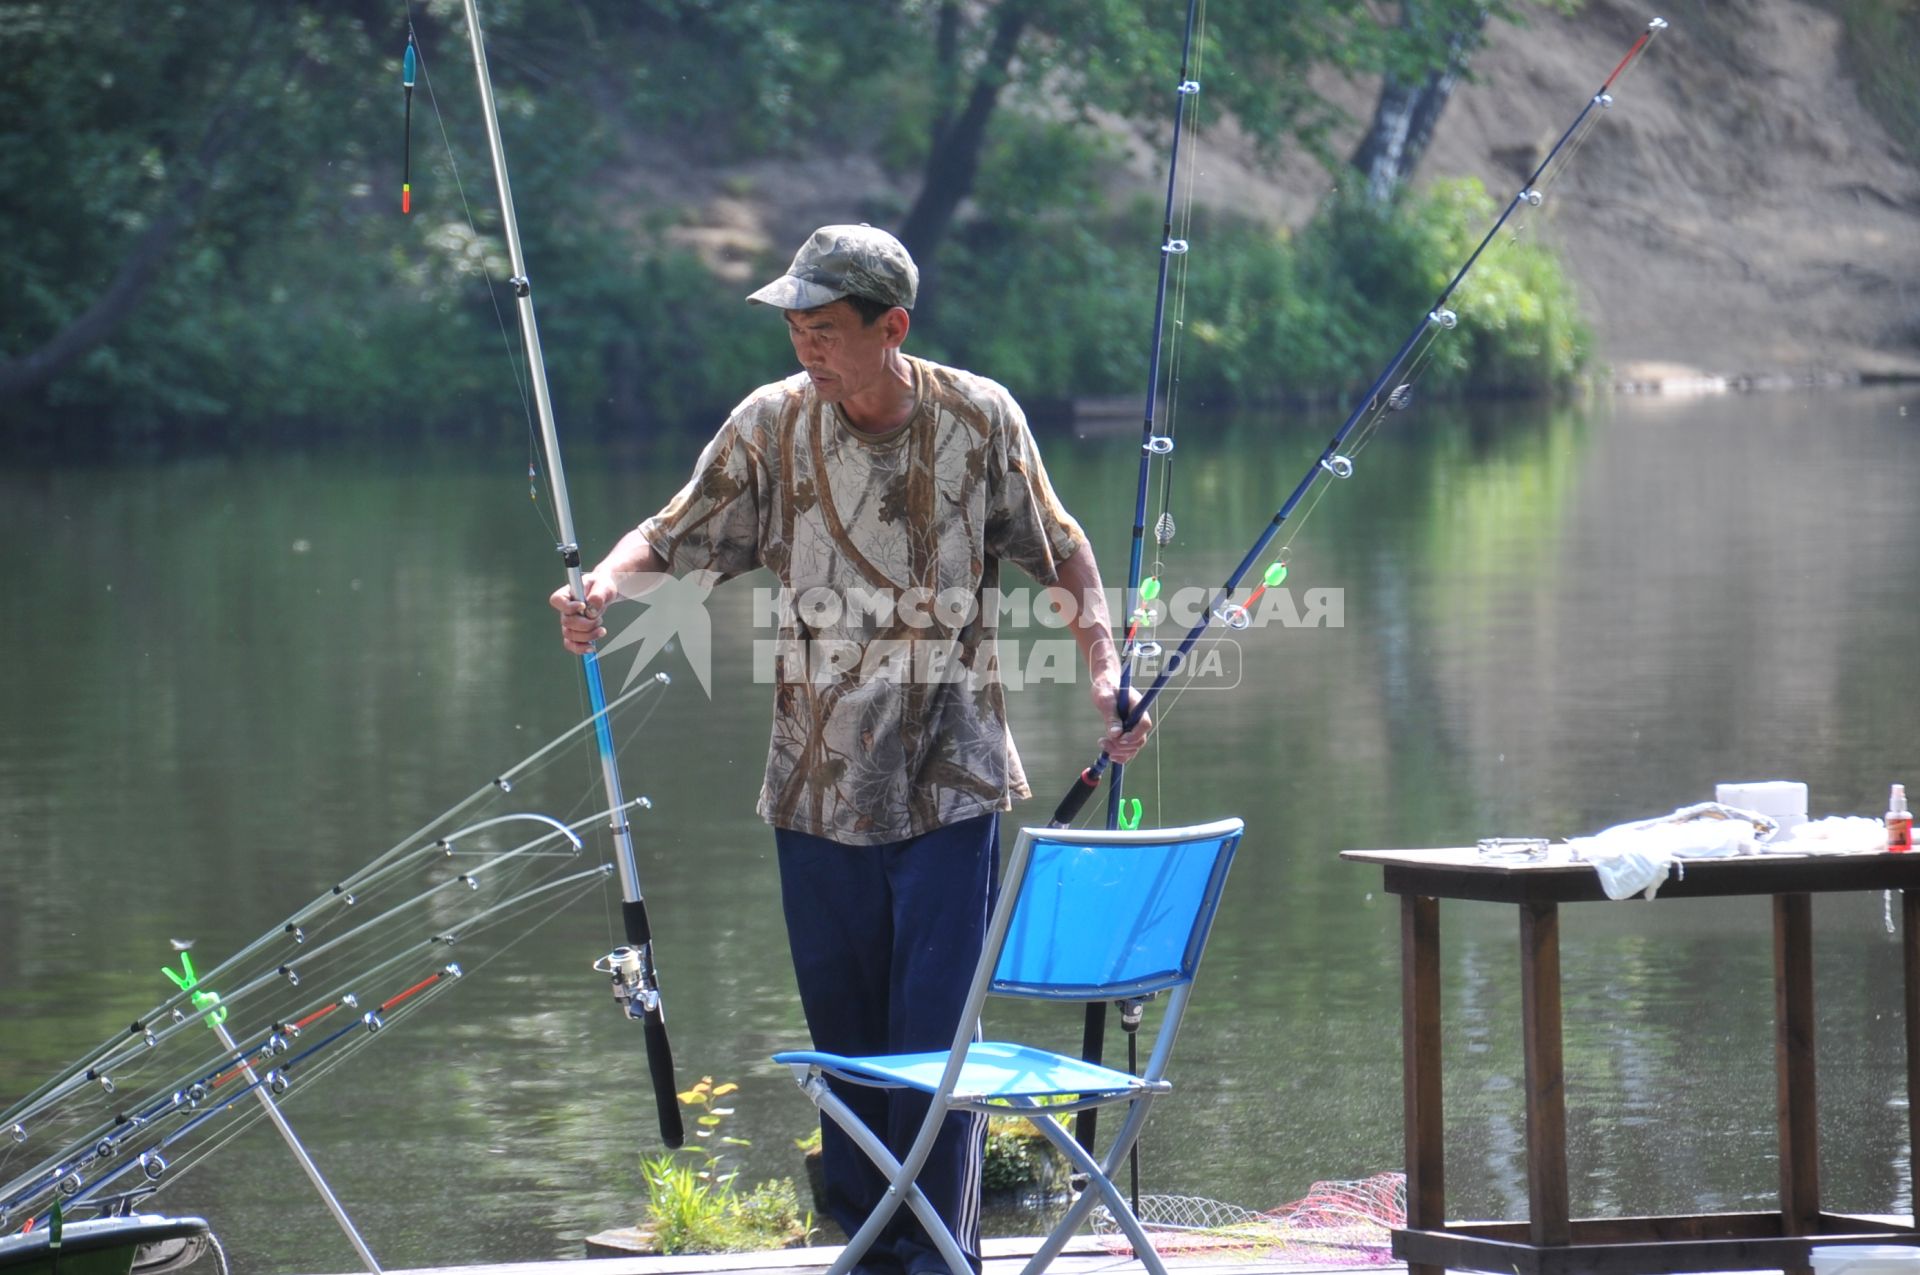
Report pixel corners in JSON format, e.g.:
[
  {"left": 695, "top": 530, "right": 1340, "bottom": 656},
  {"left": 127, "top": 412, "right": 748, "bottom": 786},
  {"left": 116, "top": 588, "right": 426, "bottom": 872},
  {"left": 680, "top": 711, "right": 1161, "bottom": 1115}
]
[{"left": 2, "top": 386, "right": 1917, "bottom": 1271}]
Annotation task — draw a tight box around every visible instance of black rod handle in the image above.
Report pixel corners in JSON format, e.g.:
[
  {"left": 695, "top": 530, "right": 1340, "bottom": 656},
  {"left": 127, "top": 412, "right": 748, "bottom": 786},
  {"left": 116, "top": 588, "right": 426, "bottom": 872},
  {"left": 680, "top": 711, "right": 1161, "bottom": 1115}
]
[
  {"left": 1074, "top": 1001, "right": 1109, "bottom": 1153},
  {"left": 621, "top": 898, "right": 683, "bottom": 1147},
  {"left": 1049, "top": 764, "right": 1106, "bottom": 828},
  {"left": 643, "top": 1007, "right": 684, "bottom": 1148}
]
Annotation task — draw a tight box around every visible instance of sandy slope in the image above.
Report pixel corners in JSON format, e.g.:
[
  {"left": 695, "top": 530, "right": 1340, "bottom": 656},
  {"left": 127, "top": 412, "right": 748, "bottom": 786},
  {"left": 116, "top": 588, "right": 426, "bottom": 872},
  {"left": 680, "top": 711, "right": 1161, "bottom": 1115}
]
[
  {"left": 650, "top": 0, "right": 1920, "bottom": 385},
  {"left": 1430, "top": 0, "right": 1920, "bottom": 383}
]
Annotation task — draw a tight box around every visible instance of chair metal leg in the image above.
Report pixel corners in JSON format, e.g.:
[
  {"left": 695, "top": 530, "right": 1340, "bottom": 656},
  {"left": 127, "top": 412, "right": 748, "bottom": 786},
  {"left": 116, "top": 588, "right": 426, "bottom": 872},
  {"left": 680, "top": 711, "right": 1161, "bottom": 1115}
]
[
  {"left": 803, "top": 1073, "right": 978, "bottom": 1275},
  {"left": 1019, "top": 1102, "right": 1169, "bottom": 1275}
]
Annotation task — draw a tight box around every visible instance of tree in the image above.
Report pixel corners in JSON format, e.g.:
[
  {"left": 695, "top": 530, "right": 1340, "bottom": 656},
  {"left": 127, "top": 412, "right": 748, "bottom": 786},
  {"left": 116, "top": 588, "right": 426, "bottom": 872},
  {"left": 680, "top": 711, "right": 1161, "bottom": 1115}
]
[
  {"left": 1349, "top": 1, "right": 1497, "bottom": 207},
  {"left": 0, "top": 2, "right": 386, "bottom": 418},
  {"left": 891, "top": 0, "right": 1544, "bottom": 300}
]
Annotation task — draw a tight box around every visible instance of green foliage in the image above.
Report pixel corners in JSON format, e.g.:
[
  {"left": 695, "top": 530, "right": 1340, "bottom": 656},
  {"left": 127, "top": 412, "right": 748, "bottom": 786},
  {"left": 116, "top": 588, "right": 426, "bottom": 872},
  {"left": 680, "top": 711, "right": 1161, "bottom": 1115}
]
[
  {"left": 921, "top": 170, "right": 1589, "bottom": 404},
  {"left": 0, "top": 0, "right": 1592, "bottom": 445},
  {"left": 980, "top": 1115, "right": 1069, "bottom": 1193},
  {"left": 638, "top": 1078, "right": 813, "bottom": 1256},
  {"left": 1834, "top": 0, "right": 1920, "bottom": 166},
  {"left": 794, "top": 1108, "right": 1066, "bottom": 1199},
  {"left": 638, "top": 1155, "right": 813, "bottom": 1255}
]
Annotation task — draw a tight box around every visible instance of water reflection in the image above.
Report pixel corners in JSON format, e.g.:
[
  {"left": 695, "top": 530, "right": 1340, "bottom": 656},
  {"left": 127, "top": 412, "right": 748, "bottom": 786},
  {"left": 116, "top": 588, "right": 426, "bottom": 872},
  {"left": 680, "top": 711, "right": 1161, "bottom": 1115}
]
[{"left": 1, "top": 387, "right": 1917, "bottom": 1269}]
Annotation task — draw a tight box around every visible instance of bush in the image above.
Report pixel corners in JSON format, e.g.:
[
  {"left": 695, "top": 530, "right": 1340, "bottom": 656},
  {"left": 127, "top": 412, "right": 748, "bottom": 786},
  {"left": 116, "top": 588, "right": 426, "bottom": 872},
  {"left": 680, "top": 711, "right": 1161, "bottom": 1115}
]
[
  {"left": 637, "top": 1078, "right": 814, "bottom": 1255},
  {"left": 924, "top": 176, "right": 1590, "bottom": 406}
]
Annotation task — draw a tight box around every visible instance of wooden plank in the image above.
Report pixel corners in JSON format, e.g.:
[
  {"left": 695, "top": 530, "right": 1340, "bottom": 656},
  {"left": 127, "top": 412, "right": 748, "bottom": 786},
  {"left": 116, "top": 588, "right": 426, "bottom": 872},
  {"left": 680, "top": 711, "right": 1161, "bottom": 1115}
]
[
  {"left": 1400, "top": 894, "right": 1445, "bottom": 1275},
  {"left": 1444, "top": 1211, "right": 1789, "bottom": 1243},
  {"left": 315, "top": 1248, "right": 1397, "bottom": 1275},
  {"left": 1518, "top": 900, "right": 1570, "bottom": 1247},
  {"left": 1398, "top": 1220, "right": 1920, "bottom": 1275},
  {"left": 1775, "top": 892, "right": 1820, "bottom": 1234}
]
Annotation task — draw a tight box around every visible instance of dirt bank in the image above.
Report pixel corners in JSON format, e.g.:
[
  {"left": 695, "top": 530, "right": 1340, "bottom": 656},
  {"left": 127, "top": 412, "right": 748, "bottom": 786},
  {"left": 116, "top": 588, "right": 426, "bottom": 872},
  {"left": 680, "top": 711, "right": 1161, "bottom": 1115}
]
[
  {"left": 647, "top": 0, "right": 1920, "bottom": 388},
  {"left": 1436, "top": 0, "right": 1920, "bottom": 385}
]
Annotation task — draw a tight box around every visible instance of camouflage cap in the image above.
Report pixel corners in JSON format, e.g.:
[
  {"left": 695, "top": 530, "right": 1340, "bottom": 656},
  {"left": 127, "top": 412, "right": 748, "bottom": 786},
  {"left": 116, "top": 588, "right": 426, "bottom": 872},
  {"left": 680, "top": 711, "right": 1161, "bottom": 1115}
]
[{"left": 746, "top": 224, "right": 918, "bottom": 312}]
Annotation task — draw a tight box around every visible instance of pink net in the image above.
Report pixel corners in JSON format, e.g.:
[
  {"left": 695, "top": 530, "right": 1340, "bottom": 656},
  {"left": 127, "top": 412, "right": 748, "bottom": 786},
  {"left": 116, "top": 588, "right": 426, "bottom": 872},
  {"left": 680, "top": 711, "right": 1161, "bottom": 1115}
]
[{"left": 1090, "top": 1172, "right": 1405, "bottom": 1266}]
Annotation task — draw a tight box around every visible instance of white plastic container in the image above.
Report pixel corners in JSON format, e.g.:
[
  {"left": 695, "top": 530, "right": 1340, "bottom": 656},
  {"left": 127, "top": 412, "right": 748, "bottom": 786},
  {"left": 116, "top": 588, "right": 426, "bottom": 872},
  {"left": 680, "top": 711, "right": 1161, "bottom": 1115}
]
[
  {"left": 1810, "top": 1245, "right": 1920, "bottom": 1275},
  {"left": 1715, "top": 779, "right": 1809, "bottom": 841}
]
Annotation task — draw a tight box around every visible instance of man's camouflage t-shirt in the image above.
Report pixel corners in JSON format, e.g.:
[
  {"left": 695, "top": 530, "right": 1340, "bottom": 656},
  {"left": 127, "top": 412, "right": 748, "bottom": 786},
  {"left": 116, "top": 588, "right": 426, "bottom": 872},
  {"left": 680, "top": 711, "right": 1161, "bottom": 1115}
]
[{"left": 638, "top": 354, "right": 1085, "bottom": 845}]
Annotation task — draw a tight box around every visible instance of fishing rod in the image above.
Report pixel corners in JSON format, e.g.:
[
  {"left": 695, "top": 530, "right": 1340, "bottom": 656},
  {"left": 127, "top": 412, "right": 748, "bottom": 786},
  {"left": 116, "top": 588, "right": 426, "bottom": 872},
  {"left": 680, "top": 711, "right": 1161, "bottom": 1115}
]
[
  {"left": 1050, "top": 15, "right": 1670, "bottom": 830},
  {"left": 1111, "top": 0, "right": 1203, "bottom": 830},
  {"left": 456, "top": 0, "right": 683, "bottom": 1149},
  {"left": 0, "top": 672, "right": 669, "bottom": 1137},
  {"left": 2, "top": 864, "right": 613, "bottom": 1232},
  {"left": 5, "top": 958, "right": 467, "bottom": 1234},
  {"left": 1078, "top": 0, "right": 1207, "bottom": 1159},
  {"left": 1, "top": 803, "right": 623, "bottom": 1214},
  {"left": 1, "top": 765, "right": 661, "bottom": 1142}
]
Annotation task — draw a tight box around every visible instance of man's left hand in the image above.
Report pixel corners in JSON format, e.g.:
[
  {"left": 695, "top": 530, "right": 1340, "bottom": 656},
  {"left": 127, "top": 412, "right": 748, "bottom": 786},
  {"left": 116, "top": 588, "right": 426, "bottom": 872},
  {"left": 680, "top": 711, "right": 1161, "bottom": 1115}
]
[{"left": 1092, "top": 680, "right": 1153, "bottom": 764}]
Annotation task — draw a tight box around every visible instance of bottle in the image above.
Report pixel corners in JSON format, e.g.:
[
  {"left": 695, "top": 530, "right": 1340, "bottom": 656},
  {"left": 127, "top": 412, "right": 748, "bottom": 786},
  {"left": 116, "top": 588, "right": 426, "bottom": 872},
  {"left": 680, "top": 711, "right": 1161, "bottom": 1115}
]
[{"left": 1890, "top": 784, "right": 1913, "bottom": 854}]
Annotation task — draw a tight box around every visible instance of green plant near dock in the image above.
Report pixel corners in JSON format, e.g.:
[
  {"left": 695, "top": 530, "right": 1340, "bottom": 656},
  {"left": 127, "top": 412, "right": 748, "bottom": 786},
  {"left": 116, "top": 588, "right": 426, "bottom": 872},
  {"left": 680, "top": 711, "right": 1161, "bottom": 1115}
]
[
  {"left": 794, "top": 1108, "right": 1070, "bottom": 1199},
  {"left": 637, "top": 1077, "right": 814, "bottom": 1255},
  {"left": 982, "top": 1115, "right": 1069, "bottom": 1194}
]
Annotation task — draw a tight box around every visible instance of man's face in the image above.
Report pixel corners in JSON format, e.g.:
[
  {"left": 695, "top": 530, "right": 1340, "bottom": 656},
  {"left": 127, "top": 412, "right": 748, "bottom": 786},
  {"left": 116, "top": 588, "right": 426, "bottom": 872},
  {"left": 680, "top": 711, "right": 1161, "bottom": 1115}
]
[{"left": 782, "top": 301, "right": 900, "bottom": 405}]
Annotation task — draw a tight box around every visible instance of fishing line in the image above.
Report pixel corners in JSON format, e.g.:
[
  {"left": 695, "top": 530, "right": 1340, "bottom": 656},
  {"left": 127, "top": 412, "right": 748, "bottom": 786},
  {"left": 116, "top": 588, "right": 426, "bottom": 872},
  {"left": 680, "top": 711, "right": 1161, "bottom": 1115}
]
[
  {"left": 1050, "top": 16, "right": 1670, "bottom": 831},
  {"left": 1226, "top": 24, "right": 1637, "bottom": 619},
  {"left": 2, "top": 867, "right": 612, "bottom": 1228},
  {"left": 398, "top": 2, "right": 557, "bottom": 548},
  {"left": 1106, "top": 0, "right": 1210, "bottom": 844},
  {"left": 0, "top": 687, "right": 652, "bottom": 1182},
  {"left": 147, "top": 867, "right": 594, "bottom": 1205},
  {"left": 110, "top": 979, "right": 468, "bottom": 1207},
  {"left": 1137, "top": 0, "right": 1211, "bottom": 663},
  {"left": 1139, "top": 137, "right": 1591, "bottom": 757},
  {"left": 32, "top": 975, "right": 470, "bottom": 1225},
  {"left": 10, "top": 821, "right": 585, "bottom": 1141},
  {"left": 0, "top": 702, "right": 663, "bottom": 1137},
  {"left": 1146, "top": 0, "right": 1210, "bottom": 581},
  {"left": 556, "top": 682, "right": 670, "bottom": 830}
]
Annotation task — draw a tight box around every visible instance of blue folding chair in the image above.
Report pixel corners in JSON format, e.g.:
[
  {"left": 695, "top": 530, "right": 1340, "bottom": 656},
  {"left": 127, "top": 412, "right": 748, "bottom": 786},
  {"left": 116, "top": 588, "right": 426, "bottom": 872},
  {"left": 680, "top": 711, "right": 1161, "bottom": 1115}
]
[{"left": 774, "top": 816, "right": 1245, "bottom": 1275}]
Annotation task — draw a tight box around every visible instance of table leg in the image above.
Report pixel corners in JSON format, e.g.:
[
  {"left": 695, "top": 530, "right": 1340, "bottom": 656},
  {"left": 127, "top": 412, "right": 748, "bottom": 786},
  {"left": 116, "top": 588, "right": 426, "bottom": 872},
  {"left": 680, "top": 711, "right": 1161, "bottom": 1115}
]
[
  {"left": 1774, "top": 892, "right": 1820, "bottom": 1236},
  {"left": 1402, "top": 894, "right": 1444, "bottom": 1275},
  {"left": 1519, "top": 899, "right": 1571, "bottom": 1248},
  {"left": 1905, "top": 890, "right": 1919, "bottom": 1229}
]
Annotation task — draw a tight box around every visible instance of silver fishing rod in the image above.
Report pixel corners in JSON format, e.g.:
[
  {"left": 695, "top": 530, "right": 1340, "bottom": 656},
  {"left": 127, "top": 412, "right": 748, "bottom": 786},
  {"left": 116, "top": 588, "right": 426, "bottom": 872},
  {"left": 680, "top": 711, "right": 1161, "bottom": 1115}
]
[
  {"left": 210, "top": 1019, "right": 382, "bottom": 1272},
  {"left": 459, "top": 0, "right": 683, "bottom": 1148}
]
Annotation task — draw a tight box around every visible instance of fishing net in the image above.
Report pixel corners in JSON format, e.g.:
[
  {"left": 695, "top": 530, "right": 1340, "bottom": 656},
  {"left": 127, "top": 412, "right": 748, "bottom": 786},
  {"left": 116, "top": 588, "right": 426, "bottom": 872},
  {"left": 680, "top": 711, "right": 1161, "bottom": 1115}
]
[{"left": 1090, "top": 1172, "right": 1405, "bottom": 1266}]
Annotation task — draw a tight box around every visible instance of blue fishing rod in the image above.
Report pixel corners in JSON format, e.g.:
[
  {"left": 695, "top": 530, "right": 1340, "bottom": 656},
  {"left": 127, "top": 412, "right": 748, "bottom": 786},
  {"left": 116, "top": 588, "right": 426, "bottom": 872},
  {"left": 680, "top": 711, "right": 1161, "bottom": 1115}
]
[
  {"left": 1075, "top": 0, "right": 1206, "bottom": 1162},
  {"left": 1051, "top": 14, "right": 1670, "bottom": 830},
  {"left": 1110, "top": 0, "right": 1203, "bottom": 829},
  {"left": 457, "top": 0, "right": 683, "bottom": 1148}
]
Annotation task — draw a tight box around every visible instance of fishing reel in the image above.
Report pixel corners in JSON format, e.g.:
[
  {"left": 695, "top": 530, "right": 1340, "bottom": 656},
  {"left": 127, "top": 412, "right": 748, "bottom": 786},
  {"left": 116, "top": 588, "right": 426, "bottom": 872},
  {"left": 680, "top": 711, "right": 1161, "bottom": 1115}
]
[{"left": 594, "top": 943, "right": 664, "bottom": 1019}]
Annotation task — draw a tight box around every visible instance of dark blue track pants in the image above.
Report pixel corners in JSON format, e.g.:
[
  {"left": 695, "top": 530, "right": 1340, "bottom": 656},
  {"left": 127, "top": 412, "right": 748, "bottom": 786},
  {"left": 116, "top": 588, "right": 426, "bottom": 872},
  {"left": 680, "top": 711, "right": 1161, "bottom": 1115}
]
[{"left": 775, "top": 812, "right": 999, "bottom": 1275}]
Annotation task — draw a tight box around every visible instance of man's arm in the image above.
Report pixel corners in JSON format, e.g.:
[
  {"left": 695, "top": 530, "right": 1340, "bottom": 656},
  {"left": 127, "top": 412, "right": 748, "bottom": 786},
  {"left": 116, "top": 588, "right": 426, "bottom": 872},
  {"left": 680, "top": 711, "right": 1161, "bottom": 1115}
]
[
  {"left": 1052, "top": 543, "right": 1153, "bottom": 764},
  {"left": 548, "top": 528, "right": 670, "bottom": 655}
]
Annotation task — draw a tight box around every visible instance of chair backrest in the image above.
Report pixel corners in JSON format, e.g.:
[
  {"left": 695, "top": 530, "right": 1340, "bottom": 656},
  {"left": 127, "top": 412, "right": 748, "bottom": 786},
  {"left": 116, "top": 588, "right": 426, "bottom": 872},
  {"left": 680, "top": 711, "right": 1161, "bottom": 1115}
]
[{"left": 989, "top": 817, "right": 1243, "bottom": 1002}]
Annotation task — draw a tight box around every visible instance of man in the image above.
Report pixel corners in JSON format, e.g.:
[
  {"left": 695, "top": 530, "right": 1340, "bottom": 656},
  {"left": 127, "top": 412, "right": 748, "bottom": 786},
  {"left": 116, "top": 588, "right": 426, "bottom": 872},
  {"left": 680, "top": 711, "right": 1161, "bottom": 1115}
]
[{"left": 551, "top": 224, "right": 1150, "bottom": 1274}]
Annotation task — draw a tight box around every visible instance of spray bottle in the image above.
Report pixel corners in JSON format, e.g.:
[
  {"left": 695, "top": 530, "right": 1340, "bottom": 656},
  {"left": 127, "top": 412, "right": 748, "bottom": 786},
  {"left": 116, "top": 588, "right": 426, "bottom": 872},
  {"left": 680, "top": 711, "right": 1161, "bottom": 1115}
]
[{"left": 1890, "top": 784, "right": 1913, "bottom": 854}]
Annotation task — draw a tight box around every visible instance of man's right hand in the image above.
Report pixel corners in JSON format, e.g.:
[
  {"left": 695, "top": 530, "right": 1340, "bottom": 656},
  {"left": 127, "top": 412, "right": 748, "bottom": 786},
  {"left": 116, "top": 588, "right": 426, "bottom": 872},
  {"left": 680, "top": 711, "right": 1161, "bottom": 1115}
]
[{"left": 550, "top": 571, "right": 620, "bottom": 655}]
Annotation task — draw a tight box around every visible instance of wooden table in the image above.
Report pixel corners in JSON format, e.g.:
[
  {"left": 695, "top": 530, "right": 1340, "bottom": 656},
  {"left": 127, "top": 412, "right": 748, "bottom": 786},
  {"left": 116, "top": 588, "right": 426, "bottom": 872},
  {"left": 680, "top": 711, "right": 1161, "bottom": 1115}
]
[{"left": 1341, "top": 846, "right": 1920, "bottom": 1275}]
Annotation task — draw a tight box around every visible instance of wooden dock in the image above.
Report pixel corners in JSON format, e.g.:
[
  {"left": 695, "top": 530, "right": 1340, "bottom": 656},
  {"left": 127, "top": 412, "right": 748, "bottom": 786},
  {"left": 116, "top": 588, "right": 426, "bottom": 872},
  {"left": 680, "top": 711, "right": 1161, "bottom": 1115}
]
[{"left": 309, "top": 1234, "right": 1401, "bottom": 1275}]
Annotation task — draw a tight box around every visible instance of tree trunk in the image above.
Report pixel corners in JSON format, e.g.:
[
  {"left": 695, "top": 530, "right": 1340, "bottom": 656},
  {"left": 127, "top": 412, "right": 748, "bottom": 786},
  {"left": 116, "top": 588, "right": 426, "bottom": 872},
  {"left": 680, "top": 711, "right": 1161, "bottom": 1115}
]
[
  {"left": 0, "top": 13, "right": 265, "bottom": 404},
  {"left": 1349, "top": 3, "right": 1490, "bottom": 207},
  {"left": 897, "top": 0, "right": 1031, "bottom": 319},
  {"left": 0, "top": 205, "right": 198, "bottom": 404}
]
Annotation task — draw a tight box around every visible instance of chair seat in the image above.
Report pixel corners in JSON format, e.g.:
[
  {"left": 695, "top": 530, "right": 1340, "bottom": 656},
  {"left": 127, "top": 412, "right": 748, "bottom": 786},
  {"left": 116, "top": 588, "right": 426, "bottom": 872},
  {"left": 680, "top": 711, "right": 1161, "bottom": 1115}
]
[{"left": 774, "top": 1040, "right": 1170, "bottom": 1103}]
